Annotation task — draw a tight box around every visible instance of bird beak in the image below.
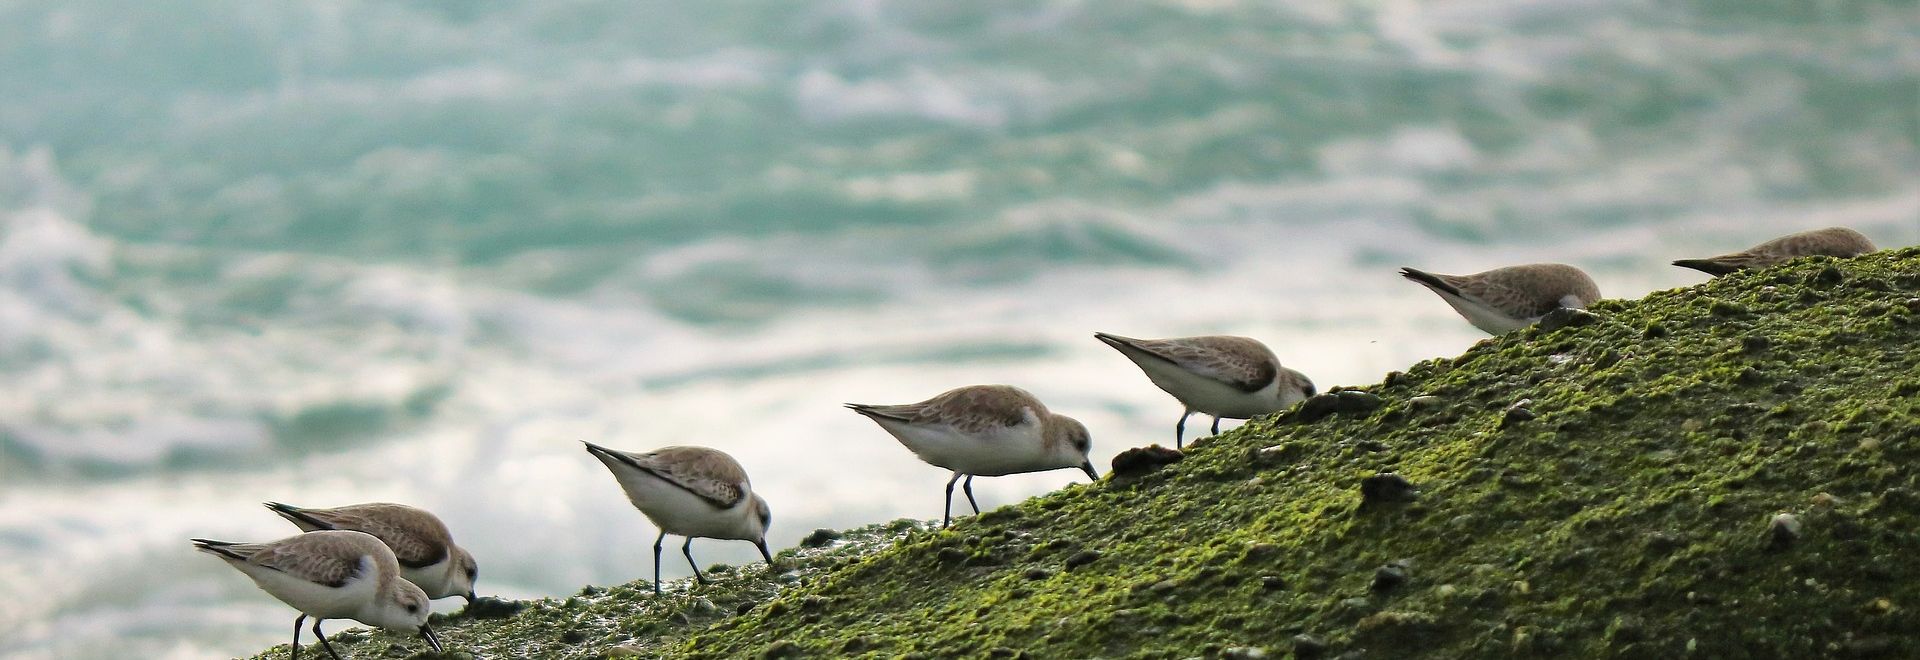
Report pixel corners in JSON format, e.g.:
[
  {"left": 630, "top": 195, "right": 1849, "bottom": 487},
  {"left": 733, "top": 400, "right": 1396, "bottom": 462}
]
[
  {"left": 1080, "top": 460, "right": 1099, "bottom": 482},
  {"left": 756, "top": 539, "right": 775, "bottom": 567},
  {"left": 420, "top": 623, "right": 443, "bottom": 653},
  {"left": 464, "top": 591, "right": 477, "bottom": 605}
]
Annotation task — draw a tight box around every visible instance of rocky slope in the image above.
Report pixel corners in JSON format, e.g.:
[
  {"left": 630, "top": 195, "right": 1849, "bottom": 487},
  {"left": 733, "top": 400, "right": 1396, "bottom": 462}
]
[{"left": 250, "top": 248, "right": 1920, "bottom": 659}]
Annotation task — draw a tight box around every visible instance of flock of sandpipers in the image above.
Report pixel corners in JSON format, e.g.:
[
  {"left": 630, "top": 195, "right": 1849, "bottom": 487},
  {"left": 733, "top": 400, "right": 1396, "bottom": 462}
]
[{"left": 191, "top": 226, "right": 1882, "bottom": 658}]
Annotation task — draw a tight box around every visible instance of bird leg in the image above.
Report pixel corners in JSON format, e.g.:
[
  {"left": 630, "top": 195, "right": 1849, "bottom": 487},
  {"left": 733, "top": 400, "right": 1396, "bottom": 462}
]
[
  {"left": 291, "top": 614, "right": 305, "bottom": 660},
  {"left": 1175, "top": 411, "right": 1189, "bottom": 449},
  {"left": 311, "top": 619, "right": 342, "bottom": 660},
  {"left": 651, "top": 530, "right": 667, "bottom": 595},
  {"left": 1211, "top": 416, "right": 1221, "bottom": 435},
  {"left": 942, "top": 472, "right": 963, "bottom": 528},
  {"left": 682, "top": 537, "right": 706, "bottom": 584},
  {"left": 962, "top": 475, "right": 981, "bottom": 515}
]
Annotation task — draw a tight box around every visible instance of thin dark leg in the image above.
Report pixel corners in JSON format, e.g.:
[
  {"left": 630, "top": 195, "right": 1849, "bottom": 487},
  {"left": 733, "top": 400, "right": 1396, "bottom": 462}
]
[
  {"left": 1174, "top": 411, "right": 1188, "bottom": 449},
  {"left": 291, "top": 614, "right": 305, "bottom": 660},
  {"left": 682, "top": 537, "right": 706, "bottom": 584},
  {"left": 651, "top": 530, "right": 667, "bottom": 595},
  {"left": 1211, "top": 416, "right": 1221, "bottom": 435},
  {"left": 311, "top": 619, "right": 342, "bottom": 660},
  {"left": 962, "top": 475, "right": 981, "bottom": 514},
  {"left": 941, "top": 472, "right": 963, "bottom": 528}
]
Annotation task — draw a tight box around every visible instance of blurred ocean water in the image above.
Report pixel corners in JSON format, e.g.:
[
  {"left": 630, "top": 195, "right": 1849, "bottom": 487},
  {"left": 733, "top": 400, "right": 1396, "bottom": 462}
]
[{"left": 0, "top": 1, "right": 1915, "bottom": 657}]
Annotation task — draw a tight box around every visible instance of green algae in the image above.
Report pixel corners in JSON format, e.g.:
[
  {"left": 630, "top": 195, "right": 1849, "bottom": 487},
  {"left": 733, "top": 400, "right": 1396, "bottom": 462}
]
[{"left": 250, "top": 249, "right": 1920, "bottom": 659}]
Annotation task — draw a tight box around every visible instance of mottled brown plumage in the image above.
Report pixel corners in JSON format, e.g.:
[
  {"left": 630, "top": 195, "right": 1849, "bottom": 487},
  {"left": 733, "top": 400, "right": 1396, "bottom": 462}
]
[
  {"left": 847, "top": 384, "right": 1045, "bottom": 436},
  {"left": 1096, "top": 334, "right": 1279, "bottom": 393},
  {"left": 197, "top": 531, "right": 394, "bottom": 591},
  {"left": 586, "top": 445, "right": 751, "bottom": 510},
  {"left": 1400, "top": 263, "right": 1601, "bottom": 334},
  {"left": 269, "top": 502, "right": 451, "bottom": 569},
  {"left": 1673, "top": 227, "right": 1877, "bottom": 276}
]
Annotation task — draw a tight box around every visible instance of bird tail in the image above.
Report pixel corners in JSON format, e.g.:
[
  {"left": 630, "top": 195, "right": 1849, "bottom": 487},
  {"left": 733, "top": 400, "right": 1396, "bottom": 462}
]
[
  {"left": 1671, "top": 258, "right": 1740, "bottom": 276},
  {"left": 263, "top": 501, "right": 335, "bottom": 532},
  {"left": 1397, "top": 267, "right": 1461, "bottom": 296},
  {"left": 844, "top": 403, "right": 913, "bottom": 422},
  {"left": 190, "top": 538, "right": 249, "bottom": 561}
]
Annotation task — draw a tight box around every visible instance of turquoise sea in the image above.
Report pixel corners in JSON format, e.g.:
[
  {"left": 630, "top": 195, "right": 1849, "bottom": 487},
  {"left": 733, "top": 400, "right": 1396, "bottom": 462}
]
[{"left": 1, "top": 1, "right": 1916, "bottom": 657}]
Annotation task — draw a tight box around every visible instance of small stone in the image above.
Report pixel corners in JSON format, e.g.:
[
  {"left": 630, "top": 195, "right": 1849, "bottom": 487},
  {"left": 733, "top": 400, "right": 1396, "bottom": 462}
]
[
  {"left": 1811, "top": 492, "right": 1840, "bottom": 509},
  {"left": 988, "top": 647, "right": 1018, "bottom": 658},
  {"left": 1295, "top": 391, "right": 1384, "bottom": 423},
  {"left": 1501, "top": 400, "right": 1536, "bottom": 429},
  {"left": 559, "top": 629, "right": 587, "bottom": 644},
  {"left": 461, "top": 596, "right": 526, "bottom": 619},
  {"left": 1221, "top": 646, "right": 1269, "bottom": 659},
  {"left": 1371, "top": 560, "right": 1411, "bottom": 593},
  {"left": 1742, "top": 335, "right": 1770, "bottom": 353},
  {"left": 1764, "top": 513, "right": 1802, "bottom": 551},
  {"left": 1150, "top": 579, "right": 1179, "bottom": 593},
  {"left": 799, "top": 528, "right": 842, "bottom": 548},
  {"left": 1110, "top": 445, "right": 1184, "bottom": 478},
  {"left": 1243, "top": 543, "right": 1280, "bottom": 561},
  {"left": 1408, "top": 395, "right": 1444, "bottom": 411},
  {"left": 1260, "top": 576, "right": 1287, "bottom": 591},
  {"left": 759, "top": 640, "right": 801, "bottom": 659},
  {"left": 937, "top": 547, "right": 968, "bottom": 564},
  {"left": 1807, "top": 265, "right": 1845, "bottom": 286},
  {"left": 1644, "top": 531, "right": 1684, "bottom": 554},
  {"left": 1539, "top": 307, "right": 1597, "bottom": 331},
  {"left": 1024, "top": 567, "right": 1053, "bottom": 581},
  {"left": 1710, "top": 300, "right": 1749, "bottom": 317},
  {"left": 1065, "top": 549, "right": 1102, "bottom": 571},
  {"left": 1360, "top": 473, "right": 1419, "bottom": 507},
  {"left": 1291, "top": 634, "right": 1328, "bottom": 659}
]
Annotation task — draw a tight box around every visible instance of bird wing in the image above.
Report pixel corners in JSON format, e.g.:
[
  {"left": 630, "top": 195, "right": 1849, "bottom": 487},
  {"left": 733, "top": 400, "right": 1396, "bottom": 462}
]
[
  {"left": 628, "top": 446, "right": 750, "bottom": 509},
  {"left": 1100, "top": 334, "right": 1277, "bottom": 393},
  {"left": 249, "top": 533, "right": 379, "bottom": 588}
]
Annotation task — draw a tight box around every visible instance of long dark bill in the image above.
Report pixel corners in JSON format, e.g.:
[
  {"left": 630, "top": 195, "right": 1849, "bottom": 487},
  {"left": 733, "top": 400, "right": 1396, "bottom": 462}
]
[{"left": 420, "top": 624, "right": 444, "bottom": 653}]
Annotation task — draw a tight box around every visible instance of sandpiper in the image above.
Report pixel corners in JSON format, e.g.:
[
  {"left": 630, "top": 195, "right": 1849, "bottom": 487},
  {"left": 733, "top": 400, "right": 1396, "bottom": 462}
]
[
  {"left": 266, "top": 501, "right": 478, "bottom": 604},
  {"left": 192, "top": 530, "right": 442, "bottom": 660},
  {"left": 846, "top": 384, "right": 1098, "bottom": 527},
  {"left": 1673, "top": 226, "right": 1877, "bottom": 276},
  {"left": 1399, "top": 263, "right": 1601, "bottom": 334},
  {"left": 1094, "top": 332, "right": 1315, "bottom": 448},
  {"left": 582, "top": 442, "right": 774, "bottom": 595}
]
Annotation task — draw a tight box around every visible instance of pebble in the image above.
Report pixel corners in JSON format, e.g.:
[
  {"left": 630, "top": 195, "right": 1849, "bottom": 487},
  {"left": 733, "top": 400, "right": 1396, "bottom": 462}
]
[
  {"left": 1291, "top": 634, "right": 1328, "bottom": 659},
  {"left": 1539, "top": 307, "right": 1597, "bottom": 331},
  {"left": 1371, "top": 560, "right": 1411, "bottom": 593},
  {"left": 1065, "top": 549, "right": 1102, "bottom": 571},
  {"left": 1110, "top": 445, "right": 1185, "bottom": 479},
  {"left": 1221, "top": 647, "right": 1268, "bottom": 659},
  {"left": 799, "top": 528, "right": 843, "bottom": 548},
  {"left": 1501, "top": 400, "right": 1536, "bottom": 428},
  {"left": 1764, "top": 513, "right": 1802, "bottom": 551},
  {"left": 1360, "top": 473, "right": 1420, "bottom": 507}
]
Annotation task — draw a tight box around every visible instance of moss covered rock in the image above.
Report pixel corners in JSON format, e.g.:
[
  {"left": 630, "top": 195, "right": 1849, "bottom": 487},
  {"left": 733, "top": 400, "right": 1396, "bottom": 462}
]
[{"left": 250, "top": 248, "right": 1920, "bottom": 659}]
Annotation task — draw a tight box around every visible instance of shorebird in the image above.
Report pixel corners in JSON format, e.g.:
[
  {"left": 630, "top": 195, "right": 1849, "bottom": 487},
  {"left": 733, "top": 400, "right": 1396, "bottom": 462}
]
[
  {"left": 1399, "top": 263, "right": 1601, "bottom": 334},
  {"left": 583, "top": 442, "right": 774, "bottom": 595},
  {"left": 846, "top": 384, "right": 1098, "bottom": 527},
  {"left": 265, "top": 501, "right": 478, "bottom": 604},
  {"left": 192, "top": 530, "right": 443, "bottom": 660},
  {"left": 1094, "top": 332, "right": 1315, "bottom": 448},
  {"left": 1673, "top": 226, "right": 1877, "bottom": 276}
]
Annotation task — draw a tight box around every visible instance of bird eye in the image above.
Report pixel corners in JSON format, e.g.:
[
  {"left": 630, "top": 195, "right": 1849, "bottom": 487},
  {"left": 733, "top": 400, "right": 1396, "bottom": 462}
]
[
  {"left": 406, "top": 604, "right": 419, "bottom": 614},
  {"left": 467, "top": 567, "right": 478, "bottom": 581}
]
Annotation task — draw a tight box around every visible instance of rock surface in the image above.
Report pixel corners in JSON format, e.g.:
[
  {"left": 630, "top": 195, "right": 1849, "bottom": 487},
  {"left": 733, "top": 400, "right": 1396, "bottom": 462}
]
[{"left": 248, "top": 249, "right": 1920, "bottom": 659}]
